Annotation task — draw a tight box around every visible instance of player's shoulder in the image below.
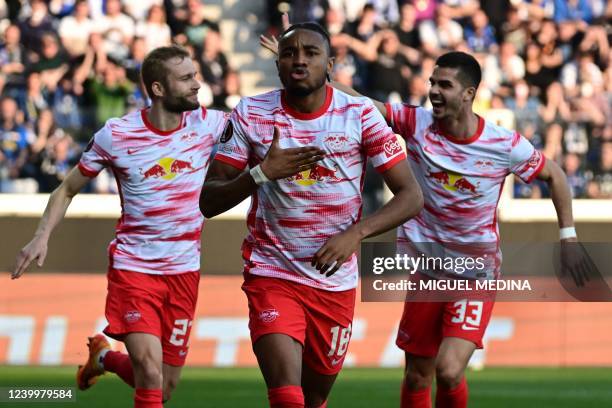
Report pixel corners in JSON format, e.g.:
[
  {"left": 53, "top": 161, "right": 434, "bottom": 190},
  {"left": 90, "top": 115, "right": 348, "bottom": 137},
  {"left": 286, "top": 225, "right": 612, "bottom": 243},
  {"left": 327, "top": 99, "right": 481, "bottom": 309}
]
[
  {"left": 104, "top": 110, "right": 144, "bottom": 131},
  {"left": 331, "top": 87, "right": 371, "bottom": 109},
  {"left": 185, "top": 106, "right": 228, "bottom": 125},
  {"left": 238, "top": 89, "right": 281, "bottom": 112},
  {"left": 480, "top": 117, "right": 517, "bottom": 144}
]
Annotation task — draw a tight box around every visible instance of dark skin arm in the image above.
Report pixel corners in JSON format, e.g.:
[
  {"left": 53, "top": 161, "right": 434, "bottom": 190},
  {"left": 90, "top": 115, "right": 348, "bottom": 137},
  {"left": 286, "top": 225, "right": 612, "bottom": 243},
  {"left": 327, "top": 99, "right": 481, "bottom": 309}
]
[
  {"left": 314, "top": 159, "right": 423, "bottom": 276},
  {"left": 200, "top": 126, "right": 325, "bottom": 218}
]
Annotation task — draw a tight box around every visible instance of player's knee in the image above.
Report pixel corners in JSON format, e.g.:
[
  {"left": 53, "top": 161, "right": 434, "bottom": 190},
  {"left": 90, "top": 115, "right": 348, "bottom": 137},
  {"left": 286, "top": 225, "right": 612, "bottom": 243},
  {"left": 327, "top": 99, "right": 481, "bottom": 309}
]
[
  {"left": 131, "top": 354, "right": 162, "bottom": 387},
  {"left": 436, "top": 364, "right": 464, "bottom": 389},
  {"left": 403, "top": 368, "right": 433, "bottom": 390}
]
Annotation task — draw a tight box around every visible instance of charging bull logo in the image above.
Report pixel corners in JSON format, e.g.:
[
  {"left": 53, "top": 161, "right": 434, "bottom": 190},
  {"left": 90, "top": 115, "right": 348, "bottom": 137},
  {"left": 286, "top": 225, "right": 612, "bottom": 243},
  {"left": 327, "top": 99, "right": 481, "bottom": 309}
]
[
  {"left": 286, "top": 164, "right": 340, "bottom": 186},
  {"left": 428, "top": 168, "right": 479, "bottom": 195},
  {"left": 324, "top": 133, "right": 349, "bottom": 152},
  {"left": 141, "top": 157, "right": 194, "bottom": 181}
]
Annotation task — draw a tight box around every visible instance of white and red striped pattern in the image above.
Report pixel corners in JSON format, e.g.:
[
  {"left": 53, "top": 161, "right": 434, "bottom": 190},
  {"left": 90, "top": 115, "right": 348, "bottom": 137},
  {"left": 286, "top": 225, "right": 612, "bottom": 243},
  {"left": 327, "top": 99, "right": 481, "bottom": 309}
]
[
  {"left": 215, "top": 86, "right": 405, "bottom": 291},
  {"left": 78, "top": 107, "right": 228, "bottom": 275},
  {"left": 387, "top": 104, "right": 545, "bottom": 278}
]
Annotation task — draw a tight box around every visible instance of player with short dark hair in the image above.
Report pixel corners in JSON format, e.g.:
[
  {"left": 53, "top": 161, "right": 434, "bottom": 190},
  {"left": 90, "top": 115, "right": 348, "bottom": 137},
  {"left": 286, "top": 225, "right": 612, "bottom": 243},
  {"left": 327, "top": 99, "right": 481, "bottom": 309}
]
[
  {"left": 12, "top": 45, "right": 238, "bottom": 408},
  {"left": 201, "top": 23, "right": 423, "bottom": 408},
  {"left": 363, "top": 51, "right": 577, "bottom": 408}
]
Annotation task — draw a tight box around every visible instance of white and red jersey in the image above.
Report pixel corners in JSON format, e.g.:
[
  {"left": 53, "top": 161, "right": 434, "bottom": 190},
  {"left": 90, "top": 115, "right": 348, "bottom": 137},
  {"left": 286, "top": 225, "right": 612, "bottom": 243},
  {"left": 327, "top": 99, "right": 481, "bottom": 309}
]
[
  {"left": 386, "top": 103, "right": 545, "bottom": 278},
  {"left": 215, "top": 86, "right": 406, "bottom": 291},
  {"left": 78, "top": 107, "right": 228, "bottom": 275}
]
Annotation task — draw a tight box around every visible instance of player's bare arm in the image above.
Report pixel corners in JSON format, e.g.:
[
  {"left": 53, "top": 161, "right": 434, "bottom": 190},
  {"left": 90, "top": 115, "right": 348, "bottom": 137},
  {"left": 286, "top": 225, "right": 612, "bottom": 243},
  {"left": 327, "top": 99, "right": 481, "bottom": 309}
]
[
  {"left": 12, "top": 167, "right": 91, "bottom": 279},
  {"left": 200, "top": 126, "right": 325, "bottom": 218},
  {"left": 536, "top": 159, "right": 575, "bottom": 238},
  {"left": 313, "top": 159, "right": 423, "bottom": 276}
]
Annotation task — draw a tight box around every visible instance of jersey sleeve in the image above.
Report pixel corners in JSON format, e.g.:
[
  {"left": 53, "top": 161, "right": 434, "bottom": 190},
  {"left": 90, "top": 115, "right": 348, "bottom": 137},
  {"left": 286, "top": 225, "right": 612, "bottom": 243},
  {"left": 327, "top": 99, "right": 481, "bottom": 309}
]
[
  {"left": 213, "top": 100, "right": 251, "bottom": 170},
  {"left": 362, "top": 99, "right": 407, "bottom": 173},
  {"left": 208, "top": 109, "right": 230, "bottom": 144},
  {"left": 77, "top": 122, "right": 113, "bottom": 178},
  {"left": 509, "top": 132, "right": 546, "bottom": 183},
  {"left": 384, "top": 102, "right": 417, "bottom": 139}
]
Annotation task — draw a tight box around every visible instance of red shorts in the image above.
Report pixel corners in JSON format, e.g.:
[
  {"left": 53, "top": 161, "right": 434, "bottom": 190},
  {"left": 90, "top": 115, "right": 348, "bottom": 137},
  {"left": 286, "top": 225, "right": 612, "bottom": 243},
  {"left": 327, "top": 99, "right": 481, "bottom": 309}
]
[
  {"left": 242, "top": 274, "right": 356, "bottom": 375},
  {"left": 104, "top": 268, "right": 200, "bottom": 366},
  {"left": 396, "top": 299, "right": 494, "bottom": 357}
]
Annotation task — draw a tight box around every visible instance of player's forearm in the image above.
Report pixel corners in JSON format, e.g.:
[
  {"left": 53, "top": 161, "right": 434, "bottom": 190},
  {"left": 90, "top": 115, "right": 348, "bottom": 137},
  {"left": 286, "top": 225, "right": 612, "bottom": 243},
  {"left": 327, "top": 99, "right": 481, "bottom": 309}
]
[
  {"left": 200, "top": 172, "right": 259, "bottom": 218},
  {"left": 34, "top": 184, "right": 75, "bottom": 240},
  {"left": 350, "top": 187, "right": 423, "bottom": 240},
  {"left": 547, "top": 166, "right": 574, "bottom": 229}
]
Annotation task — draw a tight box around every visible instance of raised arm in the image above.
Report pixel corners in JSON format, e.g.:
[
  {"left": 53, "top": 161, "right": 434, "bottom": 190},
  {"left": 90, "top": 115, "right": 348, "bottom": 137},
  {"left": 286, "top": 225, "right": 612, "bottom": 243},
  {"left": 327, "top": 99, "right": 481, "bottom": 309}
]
[{"left": 12, "top": 167, "right": 92, "bottom": 279}]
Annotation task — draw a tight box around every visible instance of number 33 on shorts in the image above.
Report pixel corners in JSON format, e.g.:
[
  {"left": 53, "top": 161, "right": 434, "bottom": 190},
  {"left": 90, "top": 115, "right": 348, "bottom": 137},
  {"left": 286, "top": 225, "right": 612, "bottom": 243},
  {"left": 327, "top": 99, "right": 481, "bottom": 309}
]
[{"left": 451, "top": 300, "right": 483, "bottom": 331}]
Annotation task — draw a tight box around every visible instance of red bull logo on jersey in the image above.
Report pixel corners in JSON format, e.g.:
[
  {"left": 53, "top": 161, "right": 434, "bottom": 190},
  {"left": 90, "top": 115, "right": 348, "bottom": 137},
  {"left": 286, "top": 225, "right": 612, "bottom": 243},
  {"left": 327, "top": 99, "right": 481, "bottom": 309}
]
[
  {"left": 259, "top": 309, "right": 280, "bottom": 323},
  {"left": 475, "top": 159, "right": 494, "bottom": 168},
  {"left": 180, "top": 131, "right": 199, "bottom": 143},
  {"left": 286, "top": 164, "right": 340, "bottom": 186},
  {"left": 428, "top": 168, "right": 480, "bottom": 195},
  {"left": 140, "top": 157, "right": 194, "bottom": 181},
  {"left": 324, "top": 132, "right": 349, "bottom": 152}
]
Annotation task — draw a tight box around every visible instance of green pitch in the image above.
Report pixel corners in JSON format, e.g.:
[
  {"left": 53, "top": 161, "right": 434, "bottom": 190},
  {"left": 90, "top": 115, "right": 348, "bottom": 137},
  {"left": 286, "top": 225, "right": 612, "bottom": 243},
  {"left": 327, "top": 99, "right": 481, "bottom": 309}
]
[{"left": 1, "top": 366, "right": 611, "bottom": 407}]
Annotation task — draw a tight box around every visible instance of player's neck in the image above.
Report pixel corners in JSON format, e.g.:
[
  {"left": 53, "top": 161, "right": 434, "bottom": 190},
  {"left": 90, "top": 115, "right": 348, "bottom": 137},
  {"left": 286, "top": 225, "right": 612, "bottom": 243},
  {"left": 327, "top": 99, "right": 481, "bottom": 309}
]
[
  {"left": 146, "top": 103, "right": 183, "bottom": 133},
  {"left": 437, "top": 110, "right": 479, "bottom": 140},
  {"left": 283, "top": 85, "right": 328, "bottom": 114}
]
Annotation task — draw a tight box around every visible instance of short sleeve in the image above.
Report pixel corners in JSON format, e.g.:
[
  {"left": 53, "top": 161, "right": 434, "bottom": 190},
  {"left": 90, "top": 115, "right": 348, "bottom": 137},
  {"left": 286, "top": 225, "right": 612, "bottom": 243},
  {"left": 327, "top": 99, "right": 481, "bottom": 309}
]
[
  {"left": 77, "top": 122, "right": 113, "bottom": 178},
  {"left": 385, "top": 102, "right": 417, "bottom": 140},
  {"left": 509, "top": 132, "right": 546, "bottom": 183},
  {"left": 206, "top": 108, "right": 230, "bottom": 144},
  {"left": 213, "top": 100, "right": 251, "bottom": 170},
  {"left": 362, "top": 99, "right": 407, "bottom": 173}
]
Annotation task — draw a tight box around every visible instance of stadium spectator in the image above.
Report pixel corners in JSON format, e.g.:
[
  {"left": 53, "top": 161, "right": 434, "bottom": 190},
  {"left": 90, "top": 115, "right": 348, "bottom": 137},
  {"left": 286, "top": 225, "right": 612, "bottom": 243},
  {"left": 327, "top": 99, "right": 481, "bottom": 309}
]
[
  {"left": 563, "top": 152, "right": 588, "bottom": 198},
  {"left": 464, "top": 9, "right": 498, "bottom": 54},
  {"left": 197, "top": 29, "right": 229, "bottom": 105},
  {"left": 135, "top": 4, "right": 172, "bottom": 53},
  {"left": 18, "top": 0, "right": 54, "bottom": 55},
  {"left": 0, "top": 96, "right": 35, "bottom": 193},
  {"left": 181, "top": 0, "right": 220, "bottom": 47},
  {"left": 0, "top": 24, "right": 28, "bottom": 108},
  {"left": 419, "top": 9, "right": 464, "bottom": 56},
  {"left": 58, "top": 0, "right": 95, "bottom": 58},
  {"left": 24, "top": 72, "right": 49, "bottom": 124},
  {"left": 96, "top": 0, "right": 135, "bottom": 61},
  {"left": 587, "top": 142, "right": 612, "bottom": 198}
]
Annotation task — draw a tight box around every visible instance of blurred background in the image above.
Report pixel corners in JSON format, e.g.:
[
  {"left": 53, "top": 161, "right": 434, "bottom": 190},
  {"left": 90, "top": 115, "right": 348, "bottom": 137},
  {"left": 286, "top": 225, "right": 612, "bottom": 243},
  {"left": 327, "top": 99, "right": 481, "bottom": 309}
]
[{"left": 0, "top": 1, "right": 611, "bottom": 407}]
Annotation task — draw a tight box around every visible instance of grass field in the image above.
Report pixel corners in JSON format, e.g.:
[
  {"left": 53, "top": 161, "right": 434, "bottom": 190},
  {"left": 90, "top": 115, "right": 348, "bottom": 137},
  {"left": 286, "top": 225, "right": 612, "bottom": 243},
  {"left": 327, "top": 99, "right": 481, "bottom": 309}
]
[{"left": 1, "top": 366, "right": 612, "bottom": 407}]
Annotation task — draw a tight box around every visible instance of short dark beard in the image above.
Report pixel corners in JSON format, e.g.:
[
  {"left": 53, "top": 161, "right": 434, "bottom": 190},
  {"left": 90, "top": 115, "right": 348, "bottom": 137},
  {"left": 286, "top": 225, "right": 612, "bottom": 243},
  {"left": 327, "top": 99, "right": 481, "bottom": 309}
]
[
  {"left": 162, "top": 96, "right": 200, "bottom": 113},
  {"left": 281, "top": 75, "right": 327, "bottom": 98}
]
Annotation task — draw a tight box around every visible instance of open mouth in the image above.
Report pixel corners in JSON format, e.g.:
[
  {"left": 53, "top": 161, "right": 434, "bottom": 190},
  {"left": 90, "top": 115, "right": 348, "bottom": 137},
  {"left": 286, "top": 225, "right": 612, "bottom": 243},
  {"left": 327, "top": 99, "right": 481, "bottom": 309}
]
[
  {"left": 290, "top": 68, "right": 309, "bottom": 80},
  {"left": 431, "top": 99, "right": 445, "bottom": 113}
]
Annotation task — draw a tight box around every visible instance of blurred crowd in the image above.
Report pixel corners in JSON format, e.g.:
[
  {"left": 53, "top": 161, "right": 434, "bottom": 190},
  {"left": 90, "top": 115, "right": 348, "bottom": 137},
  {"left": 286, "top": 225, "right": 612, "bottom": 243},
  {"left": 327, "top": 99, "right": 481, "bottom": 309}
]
[
  {"left": 0, "top": 0, "right": 239, "bottom": 193},
  {"left": 269, "top": 0, "right": 612, "bottom": 199},
  {"left": 1, "top": 0, "right": 611, "bottom": 200}
]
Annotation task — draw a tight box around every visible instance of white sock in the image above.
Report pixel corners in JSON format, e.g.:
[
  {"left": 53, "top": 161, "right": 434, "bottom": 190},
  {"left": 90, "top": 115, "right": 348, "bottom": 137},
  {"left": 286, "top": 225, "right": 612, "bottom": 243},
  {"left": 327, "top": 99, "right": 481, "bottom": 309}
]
[{"left": 98, "top": 348, "right": 110, "bottom": 370}]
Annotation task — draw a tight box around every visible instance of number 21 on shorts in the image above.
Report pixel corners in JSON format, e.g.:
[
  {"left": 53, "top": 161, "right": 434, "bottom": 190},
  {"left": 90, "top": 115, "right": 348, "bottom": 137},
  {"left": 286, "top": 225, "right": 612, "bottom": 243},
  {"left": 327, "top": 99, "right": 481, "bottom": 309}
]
[
  {"left": 169, "top": 319, "right": 193, "bottom": 346},
  {"left": 328, "top": 323, "right": 352, "bottom": 358}
]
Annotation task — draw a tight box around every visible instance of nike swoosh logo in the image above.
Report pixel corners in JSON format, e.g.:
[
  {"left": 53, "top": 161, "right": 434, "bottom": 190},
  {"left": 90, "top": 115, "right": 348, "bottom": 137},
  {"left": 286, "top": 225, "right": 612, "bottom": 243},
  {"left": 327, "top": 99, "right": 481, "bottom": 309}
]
[
  {"left": 331, "top": 358, "right": 342, "bottom": 366},
  {"left": 461, "top": 324, "right": 478, "bottom": 331},
  {"left": 127, "top": 149, "right": 136, "bottom": 155}
]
